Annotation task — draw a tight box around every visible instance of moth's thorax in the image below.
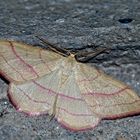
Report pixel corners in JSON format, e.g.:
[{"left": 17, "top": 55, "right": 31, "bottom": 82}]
[{"left": 60, "top": 54, "right": 77, "bottom": 74}]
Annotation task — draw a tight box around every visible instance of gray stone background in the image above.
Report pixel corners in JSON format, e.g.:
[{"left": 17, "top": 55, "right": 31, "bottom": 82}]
[{"left": 0, "top": 0, "right": 140, "bottom": 139}]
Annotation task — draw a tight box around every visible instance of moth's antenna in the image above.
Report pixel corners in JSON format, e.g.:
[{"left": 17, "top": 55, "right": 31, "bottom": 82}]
[
  {"left": 75, "top": 48, "right": 110, "bottom": 62},
  {"left": 35, "top": 35, "right": 70, "bottom": 57}
]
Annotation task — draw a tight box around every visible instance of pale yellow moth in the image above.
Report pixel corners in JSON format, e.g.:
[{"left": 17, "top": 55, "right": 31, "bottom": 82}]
[{"left": 0, "top": 39, "right": 139, "bottom": 131}]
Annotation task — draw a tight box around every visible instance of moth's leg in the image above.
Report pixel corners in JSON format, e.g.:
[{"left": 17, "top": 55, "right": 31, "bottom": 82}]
[{"left": 49, "top": 93, "right": 59, "bottom": 121}]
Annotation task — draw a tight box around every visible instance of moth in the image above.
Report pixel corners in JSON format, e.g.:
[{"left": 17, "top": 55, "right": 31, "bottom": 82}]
[{"left": 0, "top": 37, "right": 139, "bottom": 131}]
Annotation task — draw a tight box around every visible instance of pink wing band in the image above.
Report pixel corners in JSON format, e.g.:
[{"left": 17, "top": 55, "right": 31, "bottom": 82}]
[
  {"left": 9, "top": 41, "right": 39, "bottom": 77},
  {"left": 33, "top": 81, "right": 84, "bottom": 101},
  {"left": 0, "top": 53, "right": 26, "bottom": 80}
]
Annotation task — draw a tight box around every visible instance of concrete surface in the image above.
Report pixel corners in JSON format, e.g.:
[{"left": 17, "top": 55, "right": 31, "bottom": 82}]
[{"left": 0, "top": 0, "right": 140, "bottom": 139}]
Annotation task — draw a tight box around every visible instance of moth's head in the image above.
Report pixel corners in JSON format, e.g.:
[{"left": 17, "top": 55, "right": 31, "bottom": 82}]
[
  {"left": 70, "top": 53, "right": 75, "bottom": 58},
  {"left": 67, "top": 53, "right": 77, "bottom": 63}
]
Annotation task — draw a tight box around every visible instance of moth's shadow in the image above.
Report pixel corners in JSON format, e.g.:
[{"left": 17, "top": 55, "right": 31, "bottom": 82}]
[{"left": 0, "top": 75, "right": 9, "bottom": 84}]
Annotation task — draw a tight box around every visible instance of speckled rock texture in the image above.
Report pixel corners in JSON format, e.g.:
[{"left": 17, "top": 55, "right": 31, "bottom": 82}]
[{"left": 0, "top": 0, "right": 140, "bottom": 140}]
